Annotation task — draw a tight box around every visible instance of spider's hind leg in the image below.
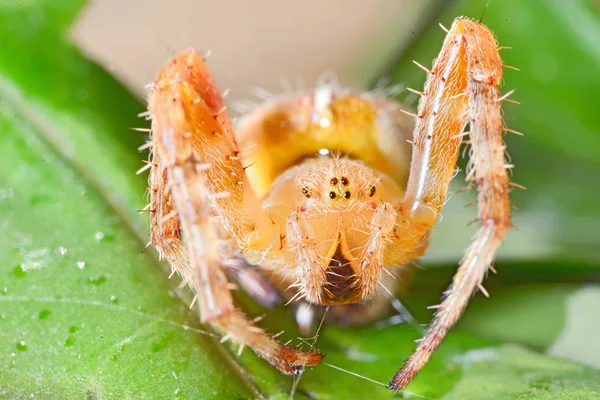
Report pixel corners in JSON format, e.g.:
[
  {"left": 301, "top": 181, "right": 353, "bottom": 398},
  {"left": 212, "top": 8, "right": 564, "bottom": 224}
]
[{"left": 224, "top": 256, "right": 282, "bottom": 309}]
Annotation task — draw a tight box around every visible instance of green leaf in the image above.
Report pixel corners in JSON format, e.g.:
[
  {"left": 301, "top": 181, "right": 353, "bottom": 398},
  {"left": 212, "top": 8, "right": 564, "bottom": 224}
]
[
  {"left": 2, "top": 1, "right": 600, "bottom": 399},
  {"left": 232, "top": 281, "right": 600, "bottom": 399},
  {"left": 443, "top": 344, "right": 600, "bottom": 400}
]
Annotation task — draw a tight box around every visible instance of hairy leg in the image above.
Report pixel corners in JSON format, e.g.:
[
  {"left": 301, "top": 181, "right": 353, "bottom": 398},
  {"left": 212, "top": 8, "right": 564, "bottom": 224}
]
[
  {"left": 223, "top": 256, "right": 281, "bottom": 309},
  {"left": 389, "top": 17, "right": 512, "bottom": 390},
  {"left": 148, "top": 50, "right": 321, "bottom": 373}
]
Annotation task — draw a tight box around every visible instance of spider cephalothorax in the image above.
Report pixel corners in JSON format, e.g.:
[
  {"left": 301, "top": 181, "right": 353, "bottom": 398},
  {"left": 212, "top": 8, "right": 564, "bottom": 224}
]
[
  {"left": 263, "top": 156, "right": 422, "bottom": 306},
  {"left": 145, "top": 17, "right": 514, "bottom": 390}
]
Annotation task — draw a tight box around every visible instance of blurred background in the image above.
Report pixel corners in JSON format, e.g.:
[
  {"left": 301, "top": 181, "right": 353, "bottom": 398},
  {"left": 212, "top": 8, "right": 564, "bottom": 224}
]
[
  {"left": 1, "top": 0, "right": 599, "bottom": 399},
  {"left": 72, "top": 0, "right": 429, "bottom": 104}
]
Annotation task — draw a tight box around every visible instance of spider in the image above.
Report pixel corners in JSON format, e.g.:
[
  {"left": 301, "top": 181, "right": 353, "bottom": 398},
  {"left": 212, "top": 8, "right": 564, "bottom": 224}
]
[{"left": 143, "top": 16, "right": 514, "bottom": 391}]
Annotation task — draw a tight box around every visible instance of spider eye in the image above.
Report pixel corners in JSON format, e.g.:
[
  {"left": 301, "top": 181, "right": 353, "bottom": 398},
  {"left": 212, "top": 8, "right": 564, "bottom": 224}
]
[
  {"left": 302, "top": 187, "right": 311, "bottom": 198},
  {"left": 369, "top": 186, "right": 376, "bottom": 197},
  {"left": 330, "top": 177, "right": 338, "bottom": 185},
  {"left": 344, "top": 191, "right": 351, "bottom": 199},
  {"left": 329, "top": 191, "right": 336, "bottom": 199},
  {"left": 341, "top": 177, "right": 349, "bottom": 185}
]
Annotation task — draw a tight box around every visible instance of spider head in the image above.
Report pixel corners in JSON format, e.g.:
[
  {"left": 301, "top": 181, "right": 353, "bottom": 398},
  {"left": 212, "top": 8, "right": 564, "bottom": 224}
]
[{"left": 264, "top": 156, "right": 404, "bottom": 305}]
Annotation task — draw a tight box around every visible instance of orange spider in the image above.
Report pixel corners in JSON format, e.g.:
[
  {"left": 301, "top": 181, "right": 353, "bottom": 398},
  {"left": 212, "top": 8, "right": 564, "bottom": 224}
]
[{"left": 144, "top": 16, "right": 514, "bottom": 390}]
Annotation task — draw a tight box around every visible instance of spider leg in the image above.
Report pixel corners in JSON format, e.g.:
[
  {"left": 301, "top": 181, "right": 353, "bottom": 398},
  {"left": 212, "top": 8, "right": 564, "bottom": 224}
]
[
  {"left": 148, "top": 50, "right": 321, "bottom": 374},
  {"left": 224, "top": 256, "right": 281, "bottom": 309},
  {"left": 389, "top": 18, "right": 512, "bottom": 390},
  {"left": 148, "top": 150, "right": 195, "bottom": 286}
]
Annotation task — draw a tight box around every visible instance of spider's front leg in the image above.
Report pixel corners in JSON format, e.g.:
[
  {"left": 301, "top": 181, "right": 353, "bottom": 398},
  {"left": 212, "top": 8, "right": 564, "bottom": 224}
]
[
  {"left": 389, "top": 18, "right": 513, "bottom": 390},
  {"left": 147, "top": 50, "right": 321, "bottom": 374}
]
